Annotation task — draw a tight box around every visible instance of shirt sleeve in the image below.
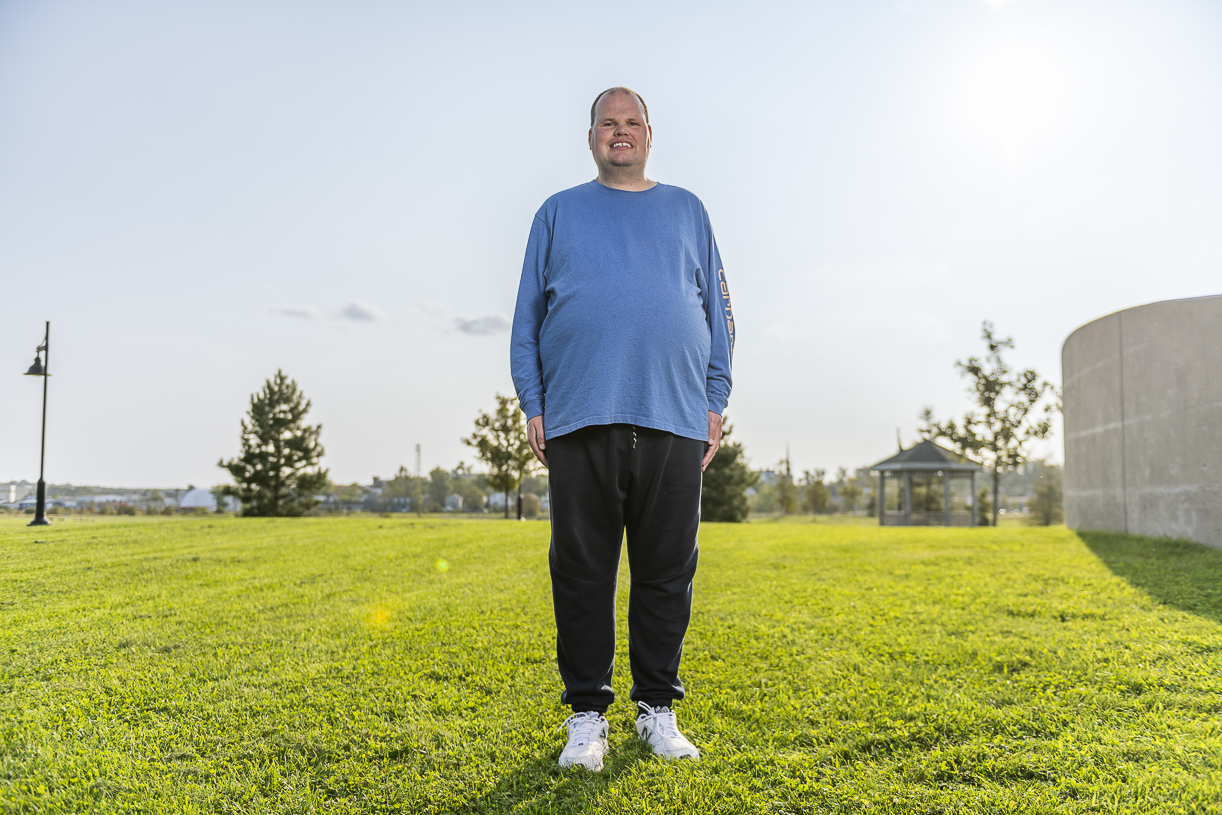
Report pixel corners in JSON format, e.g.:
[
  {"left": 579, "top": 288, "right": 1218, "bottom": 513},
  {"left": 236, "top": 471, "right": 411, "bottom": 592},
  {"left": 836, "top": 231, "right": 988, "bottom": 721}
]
[
  {"left": 702, "top": 209, "right": 734, "bottom": 415},
  {"left": 510, "top": 214, "right": 551, "bottom": 421}
]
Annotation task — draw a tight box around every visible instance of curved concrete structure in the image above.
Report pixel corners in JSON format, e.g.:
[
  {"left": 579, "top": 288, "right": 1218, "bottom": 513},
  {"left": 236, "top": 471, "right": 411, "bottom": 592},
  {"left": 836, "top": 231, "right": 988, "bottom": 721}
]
[{"left": 1062, "top": 295, "right": 1222, "bottom": 548}]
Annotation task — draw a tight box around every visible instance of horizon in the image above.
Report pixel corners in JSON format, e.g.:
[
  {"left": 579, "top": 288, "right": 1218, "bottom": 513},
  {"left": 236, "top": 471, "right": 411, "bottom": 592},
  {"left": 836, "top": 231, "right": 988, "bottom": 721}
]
[{"left": 3, "top": 0, "right": 1220, "bottom": 488}]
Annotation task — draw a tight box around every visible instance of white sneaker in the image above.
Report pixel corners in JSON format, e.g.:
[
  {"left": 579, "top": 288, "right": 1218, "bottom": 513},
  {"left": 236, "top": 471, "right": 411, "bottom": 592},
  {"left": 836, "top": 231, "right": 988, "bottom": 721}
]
[
  {"left": 635, "top": 702, "right": 700, "bottom": 760},
  {"left": 558, "top": 711, "right": 609, "bottom": 771}
]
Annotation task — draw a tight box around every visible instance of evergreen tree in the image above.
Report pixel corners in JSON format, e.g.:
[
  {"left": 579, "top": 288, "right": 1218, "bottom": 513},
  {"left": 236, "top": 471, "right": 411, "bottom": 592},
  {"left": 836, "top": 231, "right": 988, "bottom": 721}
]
[
  {"left": 463, "top": 394, "right": 534, "bottom": 519},
  {"left": 700, "top": 422, "right": 757, "bottom": 522},
  {"left": 218, "top": 371, "right": 328, "bottom": 517}
]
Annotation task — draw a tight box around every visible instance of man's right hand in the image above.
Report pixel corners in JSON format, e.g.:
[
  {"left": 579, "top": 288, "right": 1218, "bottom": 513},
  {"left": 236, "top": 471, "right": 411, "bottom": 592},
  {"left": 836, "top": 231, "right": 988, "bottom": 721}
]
[{"left": 527, "top": 415, "right": 548, "bottom": 468}]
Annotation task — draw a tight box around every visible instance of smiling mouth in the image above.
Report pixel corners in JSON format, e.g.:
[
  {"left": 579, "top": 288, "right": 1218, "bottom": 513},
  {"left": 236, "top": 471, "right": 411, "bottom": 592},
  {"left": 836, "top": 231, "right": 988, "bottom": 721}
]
[{"left": 611, "top": 141, "right": 633, "bottom": 148}]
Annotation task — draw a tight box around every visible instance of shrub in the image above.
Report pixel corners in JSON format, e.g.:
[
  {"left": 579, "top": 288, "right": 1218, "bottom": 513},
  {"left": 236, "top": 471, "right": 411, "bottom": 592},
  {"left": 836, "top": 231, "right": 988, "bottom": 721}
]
[{"left": 521, "top": 493, "right": 541, "bottom": 519}]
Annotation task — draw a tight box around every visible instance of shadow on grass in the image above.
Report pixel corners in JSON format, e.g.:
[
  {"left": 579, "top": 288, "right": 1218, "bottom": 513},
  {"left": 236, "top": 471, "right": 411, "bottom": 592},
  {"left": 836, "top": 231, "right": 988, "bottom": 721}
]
[
  {"left": 452, "top": 737, "right": 655, "bottom": 814},
  {"left": 1078, "top": 530, "right": 1222, "bottom": 624}
]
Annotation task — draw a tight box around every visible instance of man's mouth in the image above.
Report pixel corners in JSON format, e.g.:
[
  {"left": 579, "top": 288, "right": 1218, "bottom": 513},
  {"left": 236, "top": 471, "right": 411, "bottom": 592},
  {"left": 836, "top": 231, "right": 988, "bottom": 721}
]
[{"left": 611, "top": 141, "right": 633, "bottom": 149}]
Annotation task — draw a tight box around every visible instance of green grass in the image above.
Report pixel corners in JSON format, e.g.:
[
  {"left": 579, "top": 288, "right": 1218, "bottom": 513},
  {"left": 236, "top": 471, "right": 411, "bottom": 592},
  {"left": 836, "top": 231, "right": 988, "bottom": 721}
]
[{"left": 1, "top": 516, "right": 1220, "bottom": 814}]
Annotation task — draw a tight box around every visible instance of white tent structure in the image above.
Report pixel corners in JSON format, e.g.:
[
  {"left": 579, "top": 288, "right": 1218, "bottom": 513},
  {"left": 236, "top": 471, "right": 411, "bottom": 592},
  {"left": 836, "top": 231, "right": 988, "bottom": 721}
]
[{"left": 179, "top": 488, "right": 219, "bottom": 511}]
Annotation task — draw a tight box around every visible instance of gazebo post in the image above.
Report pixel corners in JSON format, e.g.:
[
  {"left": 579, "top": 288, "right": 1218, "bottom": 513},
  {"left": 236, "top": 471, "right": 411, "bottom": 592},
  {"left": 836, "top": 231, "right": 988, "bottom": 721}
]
[
  {"left": 970, "top": 470, "right": 977, "bottom": 527},
  {"left": 878, "top": 472, "right": 886, "bottom": 525},
  {"left": 903, "top": 471, "right": 912, "bottom": 525},
  {"left": 943, "top": 470, "right": 951, "bottom": 527}
]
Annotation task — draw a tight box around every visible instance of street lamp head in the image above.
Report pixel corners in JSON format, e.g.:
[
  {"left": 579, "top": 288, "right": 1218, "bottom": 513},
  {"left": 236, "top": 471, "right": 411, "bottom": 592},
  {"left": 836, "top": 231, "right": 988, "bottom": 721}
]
[{"left": 24, "top": 355, "right": 44, "bottom": 376}]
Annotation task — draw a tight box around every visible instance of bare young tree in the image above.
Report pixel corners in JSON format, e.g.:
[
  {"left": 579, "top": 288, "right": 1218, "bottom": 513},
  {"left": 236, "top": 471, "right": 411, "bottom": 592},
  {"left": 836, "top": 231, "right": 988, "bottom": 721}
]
[
  {"left": 774, "top": 449, "right": 797, "bottom": 515},
  {"left": 836, "top": 466, "right": 863, "bottom": 513},
  {"left": 920, "top": 322, "right": 1056, "bottom": 527},
  {"left": 802, "top": 468, "right": 830, "bottom": 514},
  {"left": 462, "top": 394, "right": 535, "bottom": 519}
]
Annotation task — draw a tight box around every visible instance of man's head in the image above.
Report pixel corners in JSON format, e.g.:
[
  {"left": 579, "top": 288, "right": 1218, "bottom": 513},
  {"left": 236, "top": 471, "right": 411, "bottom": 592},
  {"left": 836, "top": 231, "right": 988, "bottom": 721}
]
[{"left": 588, "top": 87, "right": 651, "bottom": 177}]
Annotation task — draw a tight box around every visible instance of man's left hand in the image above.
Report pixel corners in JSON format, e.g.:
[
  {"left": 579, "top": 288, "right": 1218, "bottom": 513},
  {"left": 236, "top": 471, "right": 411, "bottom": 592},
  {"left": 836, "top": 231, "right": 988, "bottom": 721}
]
[{"left": 702, "top": 411, "right": 723, "bottom": 472}]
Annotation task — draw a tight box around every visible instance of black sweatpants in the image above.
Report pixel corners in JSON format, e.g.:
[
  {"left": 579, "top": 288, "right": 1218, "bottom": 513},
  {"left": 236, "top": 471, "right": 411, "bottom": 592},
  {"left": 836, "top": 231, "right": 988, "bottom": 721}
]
[{"left": 547, "top": 423, "right": 703, "bottom": 714}]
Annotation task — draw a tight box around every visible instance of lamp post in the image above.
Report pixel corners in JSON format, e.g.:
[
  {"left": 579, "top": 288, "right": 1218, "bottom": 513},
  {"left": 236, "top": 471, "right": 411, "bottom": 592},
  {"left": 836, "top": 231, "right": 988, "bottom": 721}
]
[{"left": 23, "top": 321, "right": 51, "bottom": 527}]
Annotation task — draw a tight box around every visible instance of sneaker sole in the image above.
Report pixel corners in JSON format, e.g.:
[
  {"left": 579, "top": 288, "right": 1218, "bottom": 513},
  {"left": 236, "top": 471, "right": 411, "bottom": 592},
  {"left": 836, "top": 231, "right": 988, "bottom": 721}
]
[{"left": 558, "top": 757, "right": 605, "bottom": 771}]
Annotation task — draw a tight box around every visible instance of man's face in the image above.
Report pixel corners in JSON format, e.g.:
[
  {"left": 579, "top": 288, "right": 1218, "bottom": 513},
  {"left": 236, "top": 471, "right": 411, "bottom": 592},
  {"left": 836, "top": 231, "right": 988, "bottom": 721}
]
[{"left": 588, "top": 91, "right": 651, "bottom": 172}]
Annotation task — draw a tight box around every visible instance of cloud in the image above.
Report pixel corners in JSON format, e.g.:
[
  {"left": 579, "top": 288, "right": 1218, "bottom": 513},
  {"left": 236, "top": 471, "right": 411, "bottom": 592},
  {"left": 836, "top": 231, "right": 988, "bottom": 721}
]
[
  {"left": 340, "top": 301, "right": 386, "bottom": 322},
  {"left": 270, "top": 306, "right": 323, "bottom": 320},
  {"left": 982, "top": 0, "right": 1017, "bottom": 6},
  {"left": 416, "top": 301, "right": 445, "bottom": 316},
  {"left": 453, "top": 314, "right": 511, "bottom": 335}
]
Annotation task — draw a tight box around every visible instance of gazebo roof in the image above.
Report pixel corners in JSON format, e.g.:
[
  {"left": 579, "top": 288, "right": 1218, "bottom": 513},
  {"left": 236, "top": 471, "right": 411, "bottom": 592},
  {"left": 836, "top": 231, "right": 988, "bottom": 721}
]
[{"left": 869, "top": 439, "right": 984, "bottom": 473}]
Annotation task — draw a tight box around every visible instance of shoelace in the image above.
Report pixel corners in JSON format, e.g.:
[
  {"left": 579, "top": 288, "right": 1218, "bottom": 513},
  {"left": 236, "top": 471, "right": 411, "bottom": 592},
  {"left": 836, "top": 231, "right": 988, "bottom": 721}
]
[
  {"left": 560, "top": 711, "right": 604, "bottom": 745},
  {"left": 637, "top": 702, "right": 681, "bottom": 740}
]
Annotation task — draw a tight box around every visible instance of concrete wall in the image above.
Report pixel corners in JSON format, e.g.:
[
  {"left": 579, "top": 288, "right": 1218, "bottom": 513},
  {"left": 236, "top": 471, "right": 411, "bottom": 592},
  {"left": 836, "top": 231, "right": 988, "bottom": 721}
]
[{"left": 1063, "top": 295, "right": 1222, "bottom": 548}]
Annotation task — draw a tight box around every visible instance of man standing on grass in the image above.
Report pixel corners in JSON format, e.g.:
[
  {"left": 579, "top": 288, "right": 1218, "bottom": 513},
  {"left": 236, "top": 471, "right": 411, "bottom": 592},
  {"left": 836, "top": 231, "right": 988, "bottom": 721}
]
[{"left": 510, "top": 87, "right": 735, "bottom": 770}]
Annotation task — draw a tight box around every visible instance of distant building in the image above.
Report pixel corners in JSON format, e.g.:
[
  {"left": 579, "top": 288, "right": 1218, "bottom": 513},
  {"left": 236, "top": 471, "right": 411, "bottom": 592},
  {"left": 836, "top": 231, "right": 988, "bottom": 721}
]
[
  {"left": 18, "top": 496, "right": 65, "bottom": 510},
  {"left": 73, "top": 494, "right": 133, "bottom": 508},
  {"left": 5, "top": 482, "right": 33, "bottom": 507}
]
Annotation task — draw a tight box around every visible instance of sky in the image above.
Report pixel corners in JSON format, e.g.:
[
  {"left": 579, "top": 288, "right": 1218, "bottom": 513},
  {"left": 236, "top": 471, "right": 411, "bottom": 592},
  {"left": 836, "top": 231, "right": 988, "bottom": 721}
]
[{"left": 2, "top": 0, "right": 1220, "bottom": 489}]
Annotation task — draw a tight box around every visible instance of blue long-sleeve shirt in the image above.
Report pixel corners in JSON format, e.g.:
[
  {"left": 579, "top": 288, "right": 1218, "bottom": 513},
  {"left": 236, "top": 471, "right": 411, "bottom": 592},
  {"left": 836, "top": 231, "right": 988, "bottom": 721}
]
[{"left": 510, "top": 180, "right": 735, "bottom": 442}]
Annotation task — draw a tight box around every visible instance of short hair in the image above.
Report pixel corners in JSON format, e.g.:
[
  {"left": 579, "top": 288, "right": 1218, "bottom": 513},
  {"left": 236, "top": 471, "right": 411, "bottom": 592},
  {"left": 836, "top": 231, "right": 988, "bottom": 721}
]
[{"left": 590, "top": 87, "right": 649, "bottom": 127}]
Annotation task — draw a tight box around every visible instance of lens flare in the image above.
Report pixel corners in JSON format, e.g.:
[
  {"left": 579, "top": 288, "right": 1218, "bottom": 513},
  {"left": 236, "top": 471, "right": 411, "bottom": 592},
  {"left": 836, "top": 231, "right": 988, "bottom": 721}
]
[
  {"left": 435, "top": 558, "right": 449, "bottom": 573},
  {"left": 368, "top": 607, "right": 391, "bottom": 627}
]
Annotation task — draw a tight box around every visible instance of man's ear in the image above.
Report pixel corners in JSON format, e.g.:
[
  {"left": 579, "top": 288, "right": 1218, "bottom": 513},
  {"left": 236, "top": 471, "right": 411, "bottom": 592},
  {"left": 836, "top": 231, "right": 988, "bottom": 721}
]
[{"left": 588, "top": 128, "right": 594, "bottom": 150}]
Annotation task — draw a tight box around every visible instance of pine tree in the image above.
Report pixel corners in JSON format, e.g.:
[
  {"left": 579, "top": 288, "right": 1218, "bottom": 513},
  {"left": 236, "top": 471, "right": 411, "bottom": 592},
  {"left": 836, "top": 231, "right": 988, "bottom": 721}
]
[
  {"left": 700, "top": 422, "right": 758, "bottom": 522},
  {"left": 218, "top": 371, "right": 328, "bottom": 517}
]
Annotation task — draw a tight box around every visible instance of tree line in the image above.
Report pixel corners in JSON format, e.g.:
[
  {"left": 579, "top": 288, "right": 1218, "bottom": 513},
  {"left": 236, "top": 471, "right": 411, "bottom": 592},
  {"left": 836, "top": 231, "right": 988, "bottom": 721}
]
[{"left": 215, "top": 321, "right": 1062, "bottom": 524}]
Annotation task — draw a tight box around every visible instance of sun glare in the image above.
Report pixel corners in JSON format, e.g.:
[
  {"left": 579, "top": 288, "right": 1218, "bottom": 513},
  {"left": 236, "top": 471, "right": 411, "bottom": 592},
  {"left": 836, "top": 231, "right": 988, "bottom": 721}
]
[
  {"left": 960, "top": 45, "right": 1064, "bottom": 162},
  {"left": 368, "top": 607, "right": 392, "bottom": 628}
]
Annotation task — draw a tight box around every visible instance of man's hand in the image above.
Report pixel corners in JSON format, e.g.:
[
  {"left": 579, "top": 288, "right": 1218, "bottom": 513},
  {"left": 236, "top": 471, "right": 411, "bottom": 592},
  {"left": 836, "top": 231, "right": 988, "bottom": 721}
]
[
  {"left": 701, "top": 411, "right": 723, "bottom": 472},
  {"left": 527, "top": 415, "right": 548, "bottom": 468}
]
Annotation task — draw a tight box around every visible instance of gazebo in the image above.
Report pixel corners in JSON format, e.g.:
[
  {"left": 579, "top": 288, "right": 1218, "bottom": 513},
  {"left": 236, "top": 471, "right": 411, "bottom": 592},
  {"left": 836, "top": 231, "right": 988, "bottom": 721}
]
[{"left": 869, "top": 440, "right": 984, "bottom": 526}]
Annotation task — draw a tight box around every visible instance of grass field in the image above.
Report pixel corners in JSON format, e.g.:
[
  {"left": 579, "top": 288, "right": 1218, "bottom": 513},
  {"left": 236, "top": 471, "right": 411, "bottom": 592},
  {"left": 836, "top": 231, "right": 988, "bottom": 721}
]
[{"left": 1, "top": 516, "right": 1220, "bottom": 813}]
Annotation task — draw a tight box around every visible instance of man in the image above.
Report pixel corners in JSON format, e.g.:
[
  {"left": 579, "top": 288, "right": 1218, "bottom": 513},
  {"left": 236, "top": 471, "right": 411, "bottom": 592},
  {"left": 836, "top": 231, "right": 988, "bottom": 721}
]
[{"left": 510, "top": 87, "right": 734, "bottom": 771}]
